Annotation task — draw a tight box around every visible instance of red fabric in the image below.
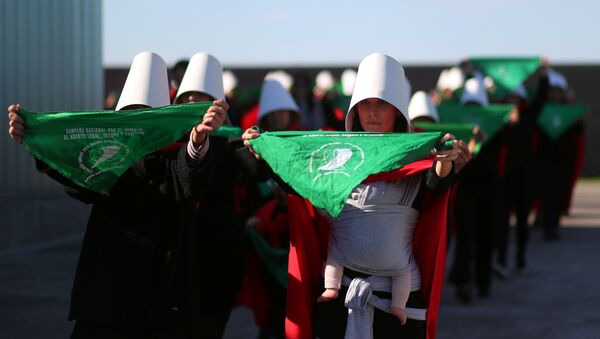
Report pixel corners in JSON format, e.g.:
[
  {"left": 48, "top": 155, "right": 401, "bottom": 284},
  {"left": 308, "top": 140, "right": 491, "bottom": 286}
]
[
  {"left": 563, "top": 129, "right": 586, "bottom": 215},
  {"left": 413, "top": 187, "right": 449, "bottom": 339},
  {"left": 169, "top": 87, "right": 178, "bottom": 103},
  {"left": 497, "top": 145, "right": 508, "bottom": 178},
  {"left": 239, "top": 249, "right": 271, "bottom": 329},
  {"left": 285, "top": 196, "right": 330, "bottom": 339},
  {"left": 363, "top": 158, "right": 434, "bottom": 183},
  {"left": 257, "top": 200, "right": 290, "bottom": 249},
  {"left": 285, "top": 159, "right": 450, "bottom": 339},
  {"left": 239, "top": 199, "right": 290, "bottom": 330},
  {"left": 241, "top": 104, "right": 259, "bottom": 130},
  {"left": 158, "top": 141, "right": 186, "bottom": 154},
  {"left": 333, "top": 107, "right": 345, "bottom": 122}
]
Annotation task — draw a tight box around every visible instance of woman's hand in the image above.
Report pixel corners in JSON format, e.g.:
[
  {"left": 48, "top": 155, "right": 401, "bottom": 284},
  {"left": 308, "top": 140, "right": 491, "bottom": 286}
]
[
  {"left": 7, "top": 104, "right": 25, "bottom": 144},
  {"left": 191, "top": 99, "right": 229, "bottom": 146},
  {"left": 434, "top": 133, "right": 460, "bottom": 178},
  {"left": 508, "top": 108, "right": 520, "bottom": 124},
  {"left": 242, "top": 127, "right": 262, "bottom": 159},
  {"left": 453, "top": 139, "right": 472, "bottom": 174}
]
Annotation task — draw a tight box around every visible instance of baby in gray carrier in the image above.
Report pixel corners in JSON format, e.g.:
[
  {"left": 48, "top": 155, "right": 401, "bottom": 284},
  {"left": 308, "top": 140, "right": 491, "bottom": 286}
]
[{"left": 318, "top": 174, "right": 423, "bottom": 325}]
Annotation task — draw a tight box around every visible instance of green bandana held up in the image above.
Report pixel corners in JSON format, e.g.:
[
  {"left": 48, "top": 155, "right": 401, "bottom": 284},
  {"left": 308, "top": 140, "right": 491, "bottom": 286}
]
[
  {"left": 211, "top": 125, "right": 243, "bottom": 138},
  {"left": 436, "top": 103, "right": 513, "bottom": 144},
  {"left": 468, "top": 56, "right": 541, "bottom": 93},
  {"left": 537, "top": 103, "right": 588, "bottom": 140},
  {"left": 413, "top": 122, "right": 476, "bottom": 146},
  {"left": 249, "top": 131, "right": 443, "bottom": 217},
  {"left": 20, "top": 102, "right": 241, "bottom": 194}
]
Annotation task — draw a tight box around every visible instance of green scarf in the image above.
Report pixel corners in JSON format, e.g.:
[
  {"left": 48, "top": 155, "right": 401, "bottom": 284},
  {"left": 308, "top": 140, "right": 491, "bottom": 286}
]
[
  {"left": 249, "top": 131, "right": 442, "bottom": 217},
  {"left": 436, "top": 103, "right": 513, "bottom": 144},
  {"left": 20, "top": 103, "right": 241, "bottom": 194},
  {"left": 469, "top": 56, "right": 541, "bottom": 92},
  {"left": 537, "top": 103, "right": 587, "bottom": 139}
]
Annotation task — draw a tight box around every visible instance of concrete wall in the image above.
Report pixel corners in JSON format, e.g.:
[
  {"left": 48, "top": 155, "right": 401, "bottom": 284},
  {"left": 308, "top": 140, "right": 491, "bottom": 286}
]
[{"left": 0, "top": 0, "right": 103, "bottom": 251}]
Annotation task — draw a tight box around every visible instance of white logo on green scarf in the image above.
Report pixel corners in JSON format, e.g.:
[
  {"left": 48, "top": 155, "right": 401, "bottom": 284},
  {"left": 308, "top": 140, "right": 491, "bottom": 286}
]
[
  {"left": 553, "top": 116, "right": 562, "bottom": 128},
  {"left": 79, "top": 140, "right": 130, "bottom": 182},
  {"left": 309, "top": 142, "right": 364, "bottom": 182}
]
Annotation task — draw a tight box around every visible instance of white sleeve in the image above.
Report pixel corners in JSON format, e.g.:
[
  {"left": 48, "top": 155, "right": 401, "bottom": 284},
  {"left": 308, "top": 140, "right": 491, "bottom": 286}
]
[{"left": 187, "top": 133, "right": 210, "bottom": 161}]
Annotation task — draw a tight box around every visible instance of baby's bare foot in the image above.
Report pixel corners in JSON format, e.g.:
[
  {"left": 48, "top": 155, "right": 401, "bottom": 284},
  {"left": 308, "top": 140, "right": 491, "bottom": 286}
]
[
  {"left": 390, "top": 306, "right": 407, "bottom": 325},
  {"left": 317, "top": 288, "right": 339, "bottom": 303}
]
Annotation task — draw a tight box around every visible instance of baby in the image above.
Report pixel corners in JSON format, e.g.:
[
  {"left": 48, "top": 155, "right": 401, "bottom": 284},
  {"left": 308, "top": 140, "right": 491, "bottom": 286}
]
[{"left": 317, "top": 174, "right": 423, "bottom": 325}]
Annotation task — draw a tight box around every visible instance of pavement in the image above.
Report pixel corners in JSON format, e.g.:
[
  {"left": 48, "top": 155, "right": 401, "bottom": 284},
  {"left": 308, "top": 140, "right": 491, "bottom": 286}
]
[{"left": 1, "top": 182, "right": 599, "bottom": 339}]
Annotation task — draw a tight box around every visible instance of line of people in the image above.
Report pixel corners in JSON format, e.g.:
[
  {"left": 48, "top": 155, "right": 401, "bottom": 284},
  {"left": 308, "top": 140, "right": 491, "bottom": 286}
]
[{"left": 7, "top": 51, "right": 584, "bottom": 339}]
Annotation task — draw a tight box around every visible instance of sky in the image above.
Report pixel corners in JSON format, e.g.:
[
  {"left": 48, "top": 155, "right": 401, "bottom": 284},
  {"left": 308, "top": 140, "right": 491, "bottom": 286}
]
[{"left": 103, "top": 0, "right": 600, "bottom": 67}]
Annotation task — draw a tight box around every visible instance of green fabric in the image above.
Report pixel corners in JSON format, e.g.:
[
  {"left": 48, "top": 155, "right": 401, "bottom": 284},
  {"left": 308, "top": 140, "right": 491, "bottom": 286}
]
[
  {"left": 257, "top": 180, "right": 276, "bottom": 198},
  {"left": 414, "top": 122, "right": 481, "bottom": 154},
  {"left": 211, "top": 125, "right": 243, "bottom": 138},
  {"left": 332, "top": 81, "right": 345, "bottom": 96},
  {"left": 233, "top": 86, "right": 261, "bottom": 108},
  {"left": 20, "top": 102, "right": 238, "bottom": 194},
  {"left": 469, "top": 56, "right": 541, "bottom": 92},
  {"left": 436, "top": 103, "right": 513, "bottom": 144},
  {"left": 413, "top": 122, "right": 475, "bottom": 145},
  {"left": 249, "top": 131, "right": 442, "bottom": 217},
  {"left": 537, "top": 103, "right": 588, "bottom": 139},
  {"left": 330, "top": 95, "right": 352, "bottom": 112},
  {"left": 248, "top": 228, "right": 288, "bottom": 288}
]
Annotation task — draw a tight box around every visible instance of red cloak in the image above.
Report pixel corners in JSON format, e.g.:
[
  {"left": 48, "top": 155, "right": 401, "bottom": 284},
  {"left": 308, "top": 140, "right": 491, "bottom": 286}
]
[{"left": 285, "top": 159, "right": 450, "bottom": 339}]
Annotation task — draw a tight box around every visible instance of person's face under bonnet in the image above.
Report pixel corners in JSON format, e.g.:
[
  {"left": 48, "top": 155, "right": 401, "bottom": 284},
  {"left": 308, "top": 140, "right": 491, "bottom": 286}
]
[
  {"left": 262, "top": 109, "right": 293, "bottom": 132},
  {"left": 177, "top": 91, "right": 213, "bottom": 104},
  {"left": 356, "top": 98, "right": 398, "bottom": 133},
  {"left": 120, "top": 104, "right": 150, "bottom": 111},
  {"left": 442, "top": 89, "right": 454, "bottom": 99}
]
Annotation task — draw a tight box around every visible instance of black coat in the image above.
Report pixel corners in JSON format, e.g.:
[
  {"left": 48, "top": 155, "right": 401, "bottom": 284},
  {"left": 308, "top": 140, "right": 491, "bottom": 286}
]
[
  {"left": 36, "top": 143, "right": 216, "bottom": 330},
  {"left": 179, "top": 136, "right": 269, "bottom": 327}
]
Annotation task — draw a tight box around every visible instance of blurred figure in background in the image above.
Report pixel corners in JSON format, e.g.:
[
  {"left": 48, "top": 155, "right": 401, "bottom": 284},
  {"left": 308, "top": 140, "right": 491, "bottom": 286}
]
[
  {"left": 434, "top": 67, "right": 464, "bottom": 105},
  {"left": 313, "top": 70, "right": 336, "bottom": 130},
  {"left": 223, "top": 70, "right": 241, "bottom": 126},
  {"left": 449, "top": 77, "right": 497, "bottom": 303},
  {"left": 169, "top": 59, "right": 189, "bottom": 102},
  {"left": 319, "top": 69, "right": 356, "bottom": 131},
  {"left": 494, "top": 62, "right": 550, "bottom": 276},
  {"left": 239, "top": 78, "right": 301, "bottom": 339},
  {"left": 291, "top": 71, "right": 325, "bottom": 130},
  {"left": 103, "top": 89, "right": 120, "bottom": 110},
  {"left": 535, "top": 68, "right": 584, "bottom": 240},
  {"left": 173, "top": 52, "right": 270, "bottom": 338}
]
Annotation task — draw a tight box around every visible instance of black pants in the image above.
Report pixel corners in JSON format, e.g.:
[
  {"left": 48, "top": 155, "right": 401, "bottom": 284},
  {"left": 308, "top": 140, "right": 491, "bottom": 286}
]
[
  {"left": 538, "top": 133, "right": 577, "bottom": 239},
  {"left": 449, "top": 179, "right": 494, "bottom": 292},
  {"left": 496, "top": 160, "right": 534, "bottom": 268},
  {"left": 314, "top": 272, "right": 426, "bottom": 339}
]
